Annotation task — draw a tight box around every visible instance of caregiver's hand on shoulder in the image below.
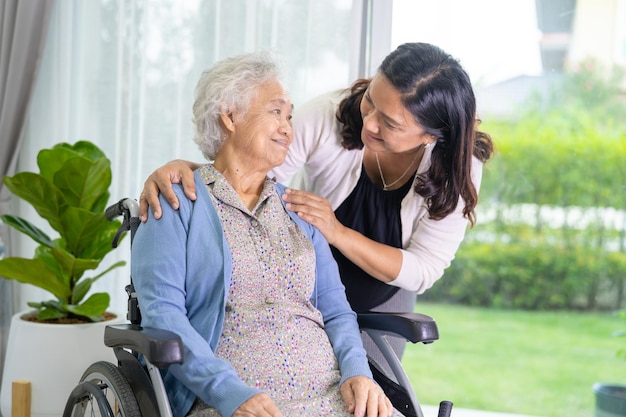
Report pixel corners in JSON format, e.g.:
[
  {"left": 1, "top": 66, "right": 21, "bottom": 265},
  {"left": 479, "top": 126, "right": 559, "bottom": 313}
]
[
  {"left": 282, "top": 188, "right": 346, "bottom": 246},
  {"left": 341, "top": 376, "right": 393, "bottom": 417},
  {"left": 139, "top": 159, "right": 198, "bottom": 222},
  {"left": 232, "top": 393, "right": 283, "bottom": 417}
]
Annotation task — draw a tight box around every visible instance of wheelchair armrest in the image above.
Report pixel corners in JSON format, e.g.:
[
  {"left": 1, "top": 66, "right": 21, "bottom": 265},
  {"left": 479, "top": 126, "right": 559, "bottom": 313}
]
[
  {"left": 104, "top": 324, "right": 184, "bottom": 368},
  {"left": 357, "top": 312, "right": 439, "bottom": 344}
]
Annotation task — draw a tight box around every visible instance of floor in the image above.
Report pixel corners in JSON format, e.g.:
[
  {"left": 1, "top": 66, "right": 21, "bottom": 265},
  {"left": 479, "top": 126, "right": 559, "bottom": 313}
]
[{"left": 421, "top": 404, "right": 542, "bottom": 417}]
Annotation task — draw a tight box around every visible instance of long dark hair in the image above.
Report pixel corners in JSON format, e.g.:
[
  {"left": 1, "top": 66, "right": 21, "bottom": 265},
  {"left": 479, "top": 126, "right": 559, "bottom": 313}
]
[{"left": 336, "top": 43, "right": 494, "bottom": 226}]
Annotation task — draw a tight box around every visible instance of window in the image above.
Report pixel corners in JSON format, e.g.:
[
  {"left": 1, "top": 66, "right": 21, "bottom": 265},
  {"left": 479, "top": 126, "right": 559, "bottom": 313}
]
[
  {"left": 390, "top": 2, "right": 626, "bottom": 415},
  {"left": 17, "top": 0, "right": 366, "bottom": 313},
  {"left": 618, "top": 0, "right": 626, "bottom": 65}
]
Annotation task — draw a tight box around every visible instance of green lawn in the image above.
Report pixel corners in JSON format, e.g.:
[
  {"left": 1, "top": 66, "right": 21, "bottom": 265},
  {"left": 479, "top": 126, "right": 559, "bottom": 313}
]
[{"left": 401, "top": 302, "right": 625, "bottom": 417}]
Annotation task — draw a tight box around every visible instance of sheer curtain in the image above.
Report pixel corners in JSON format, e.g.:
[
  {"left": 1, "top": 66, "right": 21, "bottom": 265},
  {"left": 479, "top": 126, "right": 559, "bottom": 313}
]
[
  {"left": 0, "top": 0, "right": 55, "bottom": 388},
  {"left": 14, "top": 0, "right": 374, "bottom": 316}
]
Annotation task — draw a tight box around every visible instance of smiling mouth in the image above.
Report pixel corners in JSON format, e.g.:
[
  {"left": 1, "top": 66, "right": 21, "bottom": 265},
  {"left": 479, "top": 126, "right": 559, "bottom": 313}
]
[
  {"left": 271, "top": 138, "right": 290, "bottom": 148},
  {"left": 363, "top": 132, "right": 383, "bottom": 143}
]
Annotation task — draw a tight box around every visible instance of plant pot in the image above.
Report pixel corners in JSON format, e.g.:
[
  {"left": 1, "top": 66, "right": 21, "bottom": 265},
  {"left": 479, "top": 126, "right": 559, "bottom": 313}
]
[
  {"left": 0, "top": 310, "right": 124, "bottom": 417},
  {"left": 594, "top": 382, "right": 626, "bottom": 417}
]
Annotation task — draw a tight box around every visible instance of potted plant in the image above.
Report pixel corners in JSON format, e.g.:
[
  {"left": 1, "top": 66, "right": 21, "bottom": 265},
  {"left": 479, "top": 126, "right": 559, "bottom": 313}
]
[{"left": 0, "top": 141, "right": 127, "bottom": 417}]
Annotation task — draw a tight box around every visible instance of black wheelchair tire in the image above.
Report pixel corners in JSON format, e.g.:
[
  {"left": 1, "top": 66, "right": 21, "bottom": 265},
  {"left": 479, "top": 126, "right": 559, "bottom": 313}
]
[{"left": 68, "top": 361, "right": 141, "bottom": 417}]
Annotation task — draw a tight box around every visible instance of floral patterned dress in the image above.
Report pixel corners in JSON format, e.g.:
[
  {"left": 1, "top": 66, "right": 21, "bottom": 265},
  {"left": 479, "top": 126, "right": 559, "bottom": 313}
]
[{"left": 187, "top": 165, "right": 351, "bottom": 417}]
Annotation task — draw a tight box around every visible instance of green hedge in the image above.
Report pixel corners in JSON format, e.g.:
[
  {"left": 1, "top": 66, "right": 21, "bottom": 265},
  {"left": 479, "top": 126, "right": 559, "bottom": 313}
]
[
  {"left": 480, "top": 115, "right": 626, "bottom": 210},
  {"left": 433, "top": 62, "right": 626, "bottom": 311},
  {"left": 422, "top": 241, "right": 626, "bottom": 310}
]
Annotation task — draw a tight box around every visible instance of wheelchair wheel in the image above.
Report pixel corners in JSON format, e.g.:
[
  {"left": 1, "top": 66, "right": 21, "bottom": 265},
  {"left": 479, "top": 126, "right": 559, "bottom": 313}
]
[{"left": 65, "top": 361, "right": 140, "bottom": 417}]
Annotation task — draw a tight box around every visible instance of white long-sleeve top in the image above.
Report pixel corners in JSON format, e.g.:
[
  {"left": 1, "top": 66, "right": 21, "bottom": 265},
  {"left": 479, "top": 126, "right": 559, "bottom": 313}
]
[{"left": 271, "top": 89, "right": 484, "bottom": 294}]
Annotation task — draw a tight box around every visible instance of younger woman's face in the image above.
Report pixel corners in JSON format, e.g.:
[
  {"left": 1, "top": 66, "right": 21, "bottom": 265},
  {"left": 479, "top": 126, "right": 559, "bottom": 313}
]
[{"left": 359, "top": 73, "right": 431, "bottom": 155}]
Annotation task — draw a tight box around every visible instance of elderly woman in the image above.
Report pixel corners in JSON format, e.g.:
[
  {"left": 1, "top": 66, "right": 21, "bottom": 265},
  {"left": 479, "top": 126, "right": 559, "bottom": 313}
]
[{"left": 131, "top": 52, "right": 392, "bottom": 417}]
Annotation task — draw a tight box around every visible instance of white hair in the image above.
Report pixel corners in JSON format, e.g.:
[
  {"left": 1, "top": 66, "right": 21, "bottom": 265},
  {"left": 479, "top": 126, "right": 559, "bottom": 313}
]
[{"left": 192, "top": 50, "right": 285, "bottom": 160}]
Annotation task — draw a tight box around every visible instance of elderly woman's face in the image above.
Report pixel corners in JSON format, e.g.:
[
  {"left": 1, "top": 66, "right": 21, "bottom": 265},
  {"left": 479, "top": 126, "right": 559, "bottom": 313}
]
[{"left": 231, "top": 79, "right": 293, "bottom": 170}]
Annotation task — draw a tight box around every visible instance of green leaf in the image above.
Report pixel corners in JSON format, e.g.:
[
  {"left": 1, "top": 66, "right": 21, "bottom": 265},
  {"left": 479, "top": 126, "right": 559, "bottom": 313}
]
[
  {"left": 53, "top": 141, "right": 106, "bottom": 162},
  {"left": 0, "top": 257, "right": 69, "bottom": 300},
  {"left": 71, "top": 278, "right": 93, "bottom": 305},
  {"left": 2, "top": 173, "right": 65, "bottom": 232},
  {"left": 34, "top": 245, "right": 71, "bottom": 298},
  {"left": 37, "top": 142, "right": 105, "bottom": 180},
  {"left": 79, "top": 221, "right": 122, "bottom": 260},
  {"left": 37, "top": 306, "right": 67, "bottom": 321},
  {"left": 1, "top": 215, "right": 56, "bottom": 248},
  {"left": 60, "top": 208, "right": 118, "bottom": 258},
  {"left": 66, "top": 292, "right": 110, "bottom": 318},
  {"left": 49, "top": 246, "right": 100, "bottom": 287},
  {"left": 53, "top": 157, "right": 111, "bottom": 212},
  {"left": 72, "top": 261, "right": 125, "bottom": 305},
  {"left": 37, "top": 146, "right": 82, "bottom": 183},
  {"left": 25, "top": 300, "right": 68, "bottom": 320}
]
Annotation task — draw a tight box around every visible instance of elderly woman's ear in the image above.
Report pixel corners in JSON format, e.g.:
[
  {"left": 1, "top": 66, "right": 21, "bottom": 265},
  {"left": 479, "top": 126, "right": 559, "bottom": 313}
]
[{"left": 219, "top": 112, "right": 236, "bottom": 133}]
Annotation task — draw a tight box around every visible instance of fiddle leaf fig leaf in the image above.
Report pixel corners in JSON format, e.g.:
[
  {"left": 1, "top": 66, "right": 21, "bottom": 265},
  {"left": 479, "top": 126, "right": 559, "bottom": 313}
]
[
  {"left": 67, "top": 292, "right": 110, "bottom": 318},
  {"left": 60, "top": 208, "right": 119, "bottom": 258},
  {"left": 49, "top": 246, "right": 100, "bottom": 286},
  {"left": 35, "top": 304, "right": 67, "bottom": 321},
  {"left": 37, "top": 141, "right": 107, "bottom": 182},
  {"left": 37, "top": 147, "right": 82, "bottom": 184},
  {"left": 1, "top": 215, "right": 55, "bottom": 248},
  {"left": 0, "top": 257, "right": 69, "bottom": 300},
  {"left": 2, "top": 173, "right": 65, "bottom": 233},
  {"left": 53, "top": 157, "right": 111, "bottom": 212},
  {"left": 35, "top": 245, "right": 66, "bottom": 285},
  {"left": 71, "top": 278, "right": 93, "bottom": 305},
  {"left": 72, "top": 259, "right": 125, "bottom": 305}
]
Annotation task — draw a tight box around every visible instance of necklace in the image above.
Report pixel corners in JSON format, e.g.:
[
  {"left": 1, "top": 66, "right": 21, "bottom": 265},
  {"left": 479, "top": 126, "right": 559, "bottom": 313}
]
[{"left": 375, "top": 150, "right": 420, "bottom": 191}]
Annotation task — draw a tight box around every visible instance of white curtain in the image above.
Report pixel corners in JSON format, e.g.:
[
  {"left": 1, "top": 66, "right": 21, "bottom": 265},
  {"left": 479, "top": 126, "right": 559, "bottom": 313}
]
[
  {"left": 0, "top": 0, "right": 55, "bottom": 388},
  {"left": 14, "top": 0, "right": 370, "bottom": 316}
]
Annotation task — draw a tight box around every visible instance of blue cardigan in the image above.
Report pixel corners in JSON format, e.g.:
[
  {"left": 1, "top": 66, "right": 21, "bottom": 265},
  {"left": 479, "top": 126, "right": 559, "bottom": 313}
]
[{"left": 131, "top": 171, "right": 372, "bottom": 417}]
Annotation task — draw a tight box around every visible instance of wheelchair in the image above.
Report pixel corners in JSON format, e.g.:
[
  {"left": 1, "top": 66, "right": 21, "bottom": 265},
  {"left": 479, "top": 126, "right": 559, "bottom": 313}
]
[{"left": 63, "top": 198, "right": 453, "bottom": 417}]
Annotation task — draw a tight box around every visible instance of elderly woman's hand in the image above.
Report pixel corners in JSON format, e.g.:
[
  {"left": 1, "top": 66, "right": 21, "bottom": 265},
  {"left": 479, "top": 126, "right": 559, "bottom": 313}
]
[
  {"left": 341, "top": 376, "right": 393, "bottom": 417},
  {"left": 232, "top": 393, "right": 283, "bottom": 417},
  {"left": 139, "top": 159, "right": 198, "bottom": 222}
]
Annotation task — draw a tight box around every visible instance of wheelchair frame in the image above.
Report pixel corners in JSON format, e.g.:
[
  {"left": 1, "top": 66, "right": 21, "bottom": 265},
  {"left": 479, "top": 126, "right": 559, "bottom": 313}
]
[{"left": 63, "top": 198, "right": 453, "bottom": 417}]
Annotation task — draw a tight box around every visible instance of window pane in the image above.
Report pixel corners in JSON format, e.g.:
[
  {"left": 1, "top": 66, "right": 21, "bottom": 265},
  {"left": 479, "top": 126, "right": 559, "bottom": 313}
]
[
  {"left": 19, "top": 0, "right": 357, "bottom": 314},
  {"left": 391, "top": 2, "right": 626, "bottom": 416}
]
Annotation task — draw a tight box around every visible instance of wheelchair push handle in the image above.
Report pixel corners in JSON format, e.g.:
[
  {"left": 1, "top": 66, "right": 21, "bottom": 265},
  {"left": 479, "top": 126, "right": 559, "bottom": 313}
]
[
  {"left": 105, "top": 198, "right": 140, "bottom": 247},
  {"left": 437, "top": 400, "right": 453, "bottom": 417},
  {"left": 106, "top": 198, "right": 140, "bottom": 221}
]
